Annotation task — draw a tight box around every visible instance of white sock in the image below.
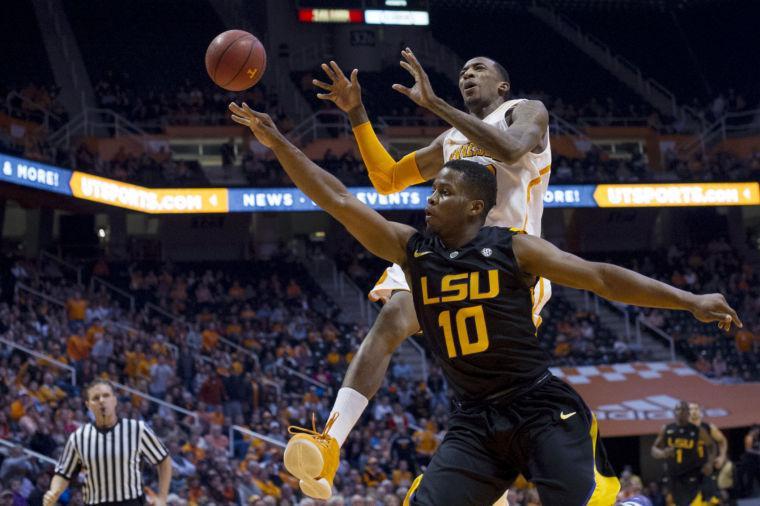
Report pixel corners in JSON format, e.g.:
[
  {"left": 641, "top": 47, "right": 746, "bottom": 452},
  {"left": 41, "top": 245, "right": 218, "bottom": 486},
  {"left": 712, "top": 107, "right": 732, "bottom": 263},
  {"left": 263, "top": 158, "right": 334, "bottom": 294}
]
[{"left": 326, "top": 387, "right": 369, "bottom": 447}]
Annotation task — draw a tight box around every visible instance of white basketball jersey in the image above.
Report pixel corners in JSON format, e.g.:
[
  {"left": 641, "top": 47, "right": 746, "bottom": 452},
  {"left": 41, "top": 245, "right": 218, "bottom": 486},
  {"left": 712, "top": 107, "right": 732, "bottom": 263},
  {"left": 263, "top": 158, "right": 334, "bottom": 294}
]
[{"left": 441, "top": 99, "right": 551, "bottom": 236}]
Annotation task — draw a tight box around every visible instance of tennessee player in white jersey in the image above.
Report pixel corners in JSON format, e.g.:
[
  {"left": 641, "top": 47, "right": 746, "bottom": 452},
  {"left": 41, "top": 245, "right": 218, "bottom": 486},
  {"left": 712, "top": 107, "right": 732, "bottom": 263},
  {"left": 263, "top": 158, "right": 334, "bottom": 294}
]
[
  {"left": 372, "top": 96, "right": 552, "bottom": 325},
  {"left": 443, "top": 98, "right": 551, "bottom": 236},
  {"left": 284, "top": 49, "right": 550, "bottom": 503}
]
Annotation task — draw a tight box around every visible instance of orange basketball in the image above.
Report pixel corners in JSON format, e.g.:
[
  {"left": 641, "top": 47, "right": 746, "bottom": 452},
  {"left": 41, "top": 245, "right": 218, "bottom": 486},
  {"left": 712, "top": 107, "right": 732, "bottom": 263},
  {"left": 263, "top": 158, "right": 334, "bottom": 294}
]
[{"left": 205, "top": 30, "right": 266, "bottom": 92}]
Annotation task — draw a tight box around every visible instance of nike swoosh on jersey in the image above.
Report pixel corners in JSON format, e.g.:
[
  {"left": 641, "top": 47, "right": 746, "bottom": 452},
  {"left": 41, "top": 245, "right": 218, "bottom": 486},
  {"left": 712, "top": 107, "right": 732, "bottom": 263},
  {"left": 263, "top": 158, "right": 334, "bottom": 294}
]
[
  {"left": 413, "top": 250, "right": 432, "bottom": 258},
  {"left": 560, "top": 411, "right": 577, "bottom": 420}
]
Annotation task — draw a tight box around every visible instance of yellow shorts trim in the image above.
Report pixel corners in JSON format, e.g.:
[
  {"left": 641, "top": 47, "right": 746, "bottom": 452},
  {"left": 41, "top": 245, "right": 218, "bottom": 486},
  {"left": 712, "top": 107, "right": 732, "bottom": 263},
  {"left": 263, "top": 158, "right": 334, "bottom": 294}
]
[
  {"left": 403, "top": 474, "right": 424, "bottom": 506},
  {"left": 587, "top": 414, "right": 621, "bottom": 505}
]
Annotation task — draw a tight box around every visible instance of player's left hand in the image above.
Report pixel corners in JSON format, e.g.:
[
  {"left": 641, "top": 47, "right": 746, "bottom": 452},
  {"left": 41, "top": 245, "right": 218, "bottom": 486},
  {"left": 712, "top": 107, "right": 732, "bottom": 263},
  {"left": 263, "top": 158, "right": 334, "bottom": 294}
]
[
  {"left": 229, "top": 102, "right": 284, "bottom": 148},
  {"left": 392, "top": 48, "right": 440, "bottom": 110},
  {"left": 688, "top": 293, "right": 742, "bottom": 331}
]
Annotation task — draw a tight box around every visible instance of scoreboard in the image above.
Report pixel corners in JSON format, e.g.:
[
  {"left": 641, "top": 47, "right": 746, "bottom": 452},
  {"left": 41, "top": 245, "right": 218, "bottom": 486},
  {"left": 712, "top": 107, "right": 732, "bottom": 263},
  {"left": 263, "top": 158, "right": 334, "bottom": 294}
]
[{"left": 296, "top": 0, "right": 430, "bottom": 25}]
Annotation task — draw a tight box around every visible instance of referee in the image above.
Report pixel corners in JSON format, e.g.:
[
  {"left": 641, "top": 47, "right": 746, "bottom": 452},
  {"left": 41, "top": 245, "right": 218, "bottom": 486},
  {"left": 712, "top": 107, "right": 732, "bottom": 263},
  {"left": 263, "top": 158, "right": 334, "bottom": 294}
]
[{"left": 44, "top": 380, "right": 172, "bottom": 506}]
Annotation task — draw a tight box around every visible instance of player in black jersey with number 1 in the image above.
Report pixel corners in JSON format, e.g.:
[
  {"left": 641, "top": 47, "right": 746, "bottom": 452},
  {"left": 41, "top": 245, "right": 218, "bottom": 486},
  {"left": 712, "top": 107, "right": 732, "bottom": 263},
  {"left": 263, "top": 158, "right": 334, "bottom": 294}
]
[
  {"left": 228, "top": 102, "right": 742, "bottom": 506},
  {"left": 652, "top": 401, "right": 717, "bottom": 506},
  {"left": 689, "top": 402, "right": 728, "bottom": 503}
]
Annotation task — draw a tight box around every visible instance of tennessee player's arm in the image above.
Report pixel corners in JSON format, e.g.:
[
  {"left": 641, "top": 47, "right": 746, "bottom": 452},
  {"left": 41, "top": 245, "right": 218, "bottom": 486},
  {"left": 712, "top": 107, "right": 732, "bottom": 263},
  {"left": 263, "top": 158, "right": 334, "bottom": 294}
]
[
  {"left": 315, "top": 60, "right": 444, "bottom": 194},
  {"left": 349, "top": 109, "right": 446, "bottom": 195},
  {"left": 229, "top": 103, "right": 415, "bottom": 266},
  {"left": 511, "top": 234, "right": 743, "bottom": 330},
  {"left": 699, "top": 425, "right": 717, "bottom": 475},
  {"left": 427, "top": 99, "right": 548, "bottom": 164},
  {"left": 650, "top": 426, "right": 674, "bottom": 459}
]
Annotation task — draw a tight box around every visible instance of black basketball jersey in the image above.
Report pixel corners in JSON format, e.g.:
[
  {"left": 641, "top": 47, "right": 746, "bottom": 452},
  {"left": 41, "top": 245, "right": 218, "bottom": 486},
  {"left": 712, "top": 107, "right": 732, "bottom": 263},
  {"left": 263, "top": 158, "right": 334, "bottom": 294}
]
[
  {"left": 406, "top": 226, "right": 551, "bottom": 402},
  {"left": 664, "top": 422, "right": 704, "bottom": 477},
  {"left": 697, "top": 421, "right": 713, "bottom": 461}
]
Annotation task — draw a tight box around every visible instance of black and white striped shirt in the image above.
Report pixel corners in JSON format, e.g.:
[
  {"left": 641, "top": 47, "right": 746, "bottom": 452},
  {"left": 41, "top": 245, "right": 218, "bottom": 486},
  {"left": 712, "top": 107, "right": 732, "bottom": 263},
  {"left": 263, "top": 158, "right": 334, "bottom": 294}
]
[{"left": 55, "top": 419, "right": 169, "bottom": 505}]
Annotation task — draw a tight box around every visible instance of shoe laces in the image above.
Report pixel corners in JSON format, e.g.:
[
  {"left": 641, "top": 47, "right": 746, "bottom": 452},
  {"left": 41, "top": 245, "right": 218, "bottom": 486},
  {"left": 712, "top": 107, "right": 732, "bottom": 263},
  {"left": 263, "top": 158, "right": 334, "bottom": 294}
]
[{"left": 288, "top": 412, "right": 339, "bottom": 446}]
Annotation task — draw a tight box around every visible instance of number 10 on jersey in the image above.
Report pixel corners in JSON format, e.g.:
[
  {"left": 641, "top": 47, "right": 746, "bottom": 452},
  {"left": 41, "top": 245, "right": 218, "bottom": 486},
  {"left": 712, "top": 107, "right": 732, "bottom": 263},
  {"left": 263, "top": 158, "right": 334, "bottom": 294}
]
[{"left": 438, "top": 305, "right": 490, "bottom": 358}]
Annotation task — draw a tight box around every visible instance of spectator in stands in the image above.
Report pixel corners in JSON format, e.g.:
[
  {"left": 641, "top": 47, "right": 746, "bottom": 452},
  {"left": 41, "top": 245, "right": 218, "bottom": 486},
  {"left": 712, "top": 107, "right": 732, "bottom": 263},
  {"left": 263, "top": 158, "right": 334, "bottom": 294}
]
[
  {"left": 90, "top": 332, "right": 113, "bottom": 371},
  {"left": 0, "top": 445, "right": 32, "bottom": 483},
  {"left": 27, "top": 421, "right": 56, "bottom": 458},
  {"left": 362, "top": 457, "right": 387, "bottom": 488},
  {"left": 198, "top": 365, "right": 225, "bottom": 407},
  {"left": 26, "top": 473, "right": 50, "bottom": 506},
  {"left": 221, "top": 138, "right": 235, "bottom": 180},
  {"left": 65, "top": 290, "right": 87, "bottom": 324},
  {"left": 149, "top": 354, "right": 174, "bottom": 399}
]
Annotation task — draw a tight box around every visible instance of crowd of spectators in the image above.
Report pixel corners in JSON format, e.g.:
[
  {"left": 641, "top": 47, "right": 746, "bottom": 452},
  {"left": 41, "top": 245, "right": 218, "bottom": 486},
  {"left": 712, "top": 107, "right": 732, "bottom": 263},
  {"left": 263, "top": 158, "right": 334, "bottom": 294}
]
[
  {"left": 602, "top": 238, "right": 760, "bottom": 382},
  {"left": 68, "top": 143, "right": 209, "bottom": 187},
  {"left": 0, "top": 252, "right": 450, "bottom": 505},
  {"left": 551, "top": 148, "right": 760, "bottom": 184},
  {"left": 241, "top": 142, "right": 760, "bottom": 188},
  {"left": 0, "top": 125, "right": 208, "bottom": 188},
  {"left": 92, "top": 71, "right": 275, "bottom": 130},
  {"left": 1, "top": 84, "right": 68, "bottom": 130},
  {"left": 3, "top": 74, "right": 760, "bottom": 191}
]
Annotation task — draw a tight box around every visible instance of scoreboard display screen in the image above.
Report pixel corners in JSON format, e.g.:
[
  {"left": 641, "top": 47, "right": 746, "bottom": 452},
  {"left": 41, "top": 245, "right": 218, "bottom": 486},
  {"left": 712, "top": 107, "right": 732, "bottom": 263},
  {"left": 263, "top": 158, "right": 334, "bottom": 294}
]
[{"left": 296, "top": 0, "right": 430, "bottom": 25}]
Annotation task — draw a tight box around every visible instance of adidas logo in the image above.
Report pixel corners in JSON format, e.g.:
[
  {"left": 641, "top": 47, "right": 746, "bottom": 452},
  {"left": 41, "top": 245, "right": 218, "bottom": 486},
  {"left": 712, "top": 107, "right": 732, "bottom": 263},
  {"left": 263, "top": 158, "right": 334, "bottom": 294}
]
[{"left": 594, "top": 395, "right": 729, "bottom": 421}]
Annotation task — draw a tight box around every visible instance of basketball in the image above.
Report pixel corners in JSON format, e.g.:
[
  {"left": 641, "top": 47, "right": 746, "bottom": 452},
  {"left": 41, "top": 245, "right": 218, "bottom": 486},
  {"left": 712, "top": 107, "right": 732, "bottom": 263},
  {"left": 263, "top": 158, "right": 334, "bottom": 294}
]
[{"left": 205, "top": 29, "right": 266, "bottom": 92}]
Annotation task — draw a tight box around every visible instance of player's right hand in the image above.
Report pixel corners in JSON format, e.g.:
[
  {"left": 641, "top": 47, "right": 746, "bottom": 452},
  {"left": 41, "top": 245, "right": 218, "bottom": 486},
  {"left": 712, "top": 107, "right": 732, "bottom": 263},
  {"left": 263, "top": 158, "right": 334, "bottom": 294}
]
[
  {"left": 229, "top": 103, "right": 284, "bottom": 148},
  {"left": 688, "top": 293, "right": 742, "bottom": 331},
  {"left": 662, "top": 447, "right": 675, "bottom": 458},
  {"left": 313, "top": 61, "right": 362, "bottom": 113}
]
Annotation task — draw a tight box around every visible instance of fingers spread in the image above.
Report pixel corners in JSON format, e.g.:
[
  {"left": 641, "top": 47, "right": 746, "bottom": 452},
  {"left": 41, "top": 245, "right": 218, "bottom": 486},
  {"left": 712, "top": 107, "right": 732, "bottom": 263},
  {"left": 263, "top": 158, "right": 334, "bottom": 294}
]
[
  {"left": 392, "top": 84, "right": 410, "bottom": 96},
  {"left": 228, "top": 102, "right": 245, "bottom": 114},
  {"left": 316, "top": 93, "right": 333, "bottom": 100},
  {"left": 321, "top": 62, "right": 337, "bottom": 81},
  {"left": 350, "top": 68, "right": 359, "bottom": 84},
  {"left": 241, "top": 102, "right": 266, "bottom": 120},
  {"left": 728, "top": 308, "right": 743, "bottom": 328},
  {"left": 312, "top": 79, "right": 333, "bottom": 91},
  {"left": 329, "top": 60, "right": 347, "bottom": 80},
  {"left": 403, "top": 47, "right": 421, "bottom": 67},
  {"left": 230, "top": 114, "right": 251, "bottom": 126},
  {"left": 400, "top": 61, "right": 415, "bottom": 75}
]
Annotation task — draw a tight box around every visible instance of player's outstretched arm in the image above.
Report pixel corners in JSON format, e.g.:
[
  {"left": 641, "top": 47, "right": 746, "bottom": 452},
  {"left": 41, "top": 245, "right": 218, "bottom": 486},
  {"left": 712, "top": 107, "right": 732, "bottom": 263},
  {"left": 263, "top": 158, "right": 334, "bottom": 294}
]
[
  {"left": 393, "top": 48, "right": 547, "bottom": 164},
  {"left": 512, "top": 234, "right": 742, "bottom": 331},
  {"left": 314, "top": 60, "right": 445, "bottom": 195},
  {"left": 230, "top": 102, "right": 415, "bottom": 265}
]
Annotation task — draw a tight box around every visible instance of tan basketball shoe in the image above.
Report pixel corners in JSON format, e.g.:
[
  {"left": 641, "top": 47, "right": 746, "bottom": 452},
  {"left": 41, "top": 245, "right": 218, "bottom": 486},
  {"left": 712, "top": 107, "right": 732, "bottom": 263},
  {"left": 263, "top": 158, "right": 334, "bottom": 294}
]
[{"left": 284, "top": 413, "right": 340, "bottom": 500}]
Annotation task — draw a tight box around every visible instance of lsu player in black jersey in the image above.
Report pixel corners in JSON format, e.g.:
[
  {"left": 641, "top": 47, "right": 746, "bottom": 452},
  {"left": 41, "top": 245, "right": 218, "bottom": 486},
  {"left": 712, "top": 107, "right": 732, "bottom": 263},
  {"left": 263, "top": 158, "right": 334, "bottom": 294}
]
[
  {"left": 652, "top": 401, "right": 717, "bottom": 506},
  {"left": 689, "top": 402, "right": 728, "bottom": 504},
  {"left": 228, "top": 102, "right": 742, "bottom": 506}
]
